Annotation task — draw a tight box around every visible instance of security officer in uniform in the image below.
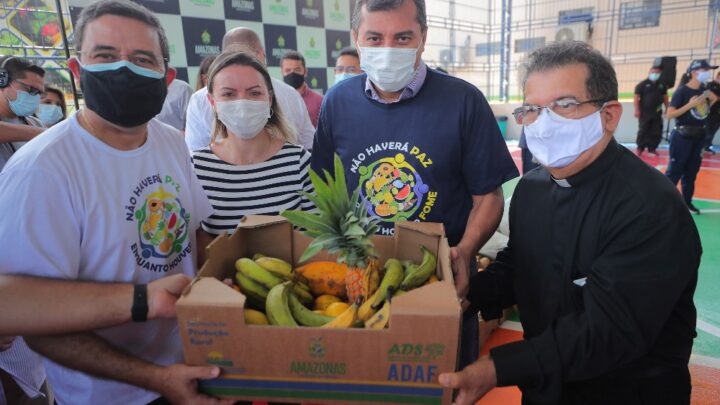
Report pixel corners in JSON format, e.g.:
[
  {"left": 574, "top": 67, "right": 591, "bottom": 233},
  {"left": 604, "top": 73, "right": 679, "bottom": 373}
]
[
  {"left": 634, "top": 63, "right": 668, "bottom": 155},
  {"left": 666, "top": 59, "right": 718, "bottom": 214}
]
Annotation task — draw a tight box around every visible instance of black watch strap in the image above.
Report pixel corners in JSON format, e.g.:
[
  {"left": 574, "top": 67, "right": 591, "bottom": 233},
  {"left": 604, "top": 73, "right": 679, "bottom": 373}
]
[{"left": 131, "top": 284, "right": 149, "bottom": 322}]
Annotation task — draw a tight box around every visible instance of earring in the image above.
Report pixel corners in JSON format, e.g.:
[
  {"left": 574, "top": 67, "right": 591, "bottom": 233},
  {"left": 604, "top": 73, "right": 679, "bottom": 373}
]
[{"left": 269, "top": 107, "right": 274, "bottom": 118}]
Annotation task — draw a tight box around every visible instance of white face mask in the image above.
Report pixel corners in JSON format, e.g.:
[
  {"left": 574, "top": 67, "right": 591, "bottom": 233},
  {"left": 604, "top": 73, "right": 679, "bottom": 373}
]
[
  {"left": 524, "top": 106, "right": 605, "bottom": 169},
  {"left": 215, "top": 99, "right": 270, "bottom": 140},
  {"left": 358, "top": 42, "right": 421, "bottom": 92},
  {"left": 696, "top": 70, "right": 712, "bottom": 84}
]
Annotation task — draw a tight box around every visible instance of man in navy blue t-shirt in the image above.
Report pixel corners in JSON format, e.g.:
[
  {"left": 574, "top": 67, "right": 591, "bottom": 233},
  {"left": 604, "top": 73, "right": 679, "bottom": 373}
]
[{"left": 311, "top": 0, "right": 519, "bottom": 368}]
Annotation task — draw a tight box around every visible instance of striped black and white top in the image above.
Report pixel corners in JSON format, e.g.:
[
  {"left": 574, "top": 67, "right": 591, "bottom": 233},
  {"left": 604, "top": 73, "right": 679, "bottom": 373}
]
[{"left": 192, "top": 143, "right": 316, "bottom": 235}]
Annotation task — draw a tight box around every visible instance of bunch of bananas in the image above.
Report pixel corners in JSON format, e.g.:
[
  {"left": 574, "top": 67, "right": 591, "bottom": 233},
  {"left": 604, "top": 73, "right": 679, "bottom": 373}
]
[{"left": 234, "top": 247, "right": 438, "bottom": 329}]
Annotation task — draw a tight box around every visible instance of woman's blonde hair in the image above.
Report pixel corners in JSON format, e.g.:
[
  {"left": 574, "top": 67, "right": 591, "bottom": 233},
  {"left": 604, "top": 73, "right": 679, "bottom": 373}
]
[{"left": 207, "top": 50, "right": 296, "bottom": 144}]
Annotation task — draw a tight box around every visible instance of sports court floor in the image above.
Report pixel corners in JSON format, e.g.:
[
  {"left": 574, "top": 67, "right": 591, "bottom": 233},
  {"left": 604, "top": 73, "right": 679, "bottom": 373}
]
[{"left": 477, "top": 144, "right": 720, "bottom": 404}]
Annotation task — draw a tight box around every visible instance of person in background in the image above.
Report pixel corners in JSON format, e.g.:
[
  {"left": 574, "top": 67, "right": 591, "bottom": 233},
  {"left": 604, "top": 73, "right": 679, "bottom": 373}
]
[
  {"left": 196, "top": 54, "right": 217, "bottom": 91},
  {"left": 193, "top": 51, "right": 315, "bottom": 263},
  {"left": 666, "top": 59, "right": 718, "bottom": 215},
  {"left": 0, "top": 55, "right": 45, "bottom": 170},
  {"left": 703, "top": 70, "right": 720, "bottom": 155},
  {"left": 333, "top": 46, "right": 362, "bottom": 85},
  {"left": 185, "top": 27, "right": 315, "bottom": 151},
  {"left": 441, "top": 41, "right": 700, "bottom": 405},
  {"left": 36, "top": 86, "right": 66, "bottom": 127},
  {"left": 633, "top": 64, "right": 668, "bottom": 156},
  {"left": 156, "top": 77, "right": 193, "bottom": 132},
  {"left": 281, "top": 50, "right": 323, "bottom": 128}
]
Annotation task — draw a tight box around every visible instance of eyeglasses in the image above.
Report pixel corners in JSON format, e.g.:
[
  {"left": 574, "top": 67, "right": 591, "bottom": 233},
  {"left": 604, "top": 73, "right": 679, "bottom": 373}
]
[
  {"left": 512, "top": 97, "right": 608, "bottom": 125},
  {"left": 12, "top": 79, "right": 45, "bottom": 97},
  {"left": 77, "top": 51, "right": 167, "bottom": 70},
  {"left": 334, "top": 66, "right": 361, "bottom": 74}
]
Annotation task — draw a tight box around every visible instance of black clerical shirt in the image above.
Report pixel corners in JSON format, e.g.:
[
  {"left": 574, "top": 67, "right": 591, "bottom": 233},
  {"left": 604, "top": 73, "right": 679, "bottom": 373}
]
[{"left": 469, "top": 139, "right": 701, "bottom": 404}]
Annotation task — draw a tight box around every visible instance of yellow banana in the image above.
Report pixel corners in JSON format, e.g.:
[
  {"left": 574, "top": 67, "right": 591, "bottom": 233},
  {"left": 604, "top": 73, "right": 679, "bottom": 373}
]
[
  {"left": 400, "top": 245, "right": 437, "bottom": 290},
  {"left": 252, "top": 253, "right": 266, "bottom": 261},
  {"left": 288, "top": 292, "right": 336, "bottom": 327},
  {"left": 265, "top": 282, "right": 298, "bottom": 327},
  {"left": 371, "top": 259, "right": 404, "bottom": 309},
  {"left": 236, "top": 258, "right": 284, "bottom": 290},
  {"left": 365, "top": 300, "right": 390, "bottom": 329},
  {"left": 321, "top": 302, "right": 359, "bottom": 328},
  {"left": 358, "top": 288, "right": 381, "bottom": 321},
  {"left": 255, "top": 257, "right": 293, "bottom": 280}
]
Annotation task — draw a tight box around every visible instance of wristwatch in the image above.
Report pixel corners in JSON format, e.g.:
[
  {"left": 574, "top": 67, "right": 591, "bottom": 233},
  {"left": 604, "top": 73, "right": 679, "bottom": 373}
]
[{"left": 131, "top": 284, "right": 149, "bottom": 322}]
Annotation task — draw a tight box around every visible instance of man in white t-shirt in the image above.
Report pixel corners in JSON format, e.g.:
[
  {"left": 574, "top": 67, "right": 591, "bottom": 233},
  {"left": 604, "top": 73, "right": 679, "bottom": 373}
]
[
  {"left": 156, "top": 77, "right": 193, "bottom": 132},
  {"left": 185, "top": 27, "right": 316, "bottom": 151},
  {"left": 0, "top": 1, "right": 229, "bottom": 404}
]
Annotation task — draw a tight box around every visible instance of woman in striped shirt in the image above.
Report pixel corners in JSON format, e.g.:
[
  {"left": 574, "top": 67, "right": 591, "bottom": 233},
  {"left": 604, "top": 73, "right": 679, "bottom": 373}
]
[{"left": 193, "top": 51, "right": 315, "bottom": 262}]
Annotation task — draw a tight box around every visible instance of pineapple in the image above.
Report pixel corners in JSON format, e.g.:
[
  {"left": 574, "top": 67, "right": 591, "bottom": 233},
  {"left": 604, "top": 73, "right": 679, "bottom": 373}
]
[{"left": 282, "top": 154, "right": 381, "bottom": 303}]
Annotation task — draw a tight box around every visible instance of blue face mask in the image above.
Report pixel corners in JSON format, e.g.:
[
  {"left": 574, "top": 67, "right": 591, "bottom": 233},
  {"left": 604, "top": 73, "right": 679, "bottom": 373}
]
[
  {"left": 696, "top": 70, "right": 712, "bottom": 84},
  {"left": 36, "top": 103, "right": 64, "bottom": 126},
  {"left": 648, "top": 72, "right": 660, "bottom": 81},
  {"left": 5, "top": 89, "right": 41, "bottom": 117},
  {"left": 334, "top": 73, "right": 358, "bottom": 85}
]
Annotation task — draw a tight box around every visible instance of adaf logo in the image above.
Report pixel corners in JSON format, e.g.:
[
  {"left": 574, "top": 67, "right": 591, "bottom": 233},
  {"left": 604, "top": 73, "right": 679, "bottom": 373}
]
[
  {"left": 358, "top": 154, "right": 429, "bottom": 221},
  {"left": 135, "top": 186, "right": 189, "bottom": 259}
]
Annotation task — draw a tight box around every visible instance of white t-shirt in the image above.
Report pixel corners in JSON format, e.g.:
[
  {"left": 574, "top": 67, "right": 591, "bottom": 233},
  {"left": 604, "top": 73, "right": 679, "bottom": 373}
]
[
  {"left": 184, "top": 77, "right": 316, "bottom": 151},
  {"left": 0, "top": 113, "right": 213, "bottom": 405},
  {"left": 156, "top": 79, "right": 193, "bottom": 131}
]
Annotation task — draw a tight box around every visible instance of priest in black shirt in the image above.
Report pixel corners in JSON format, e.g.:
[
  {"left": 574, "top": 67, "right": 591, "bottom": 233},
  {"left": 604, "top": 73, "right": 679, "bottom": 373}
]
[{"left": 440, "top": 42, "right": 701, "bottom": 405}]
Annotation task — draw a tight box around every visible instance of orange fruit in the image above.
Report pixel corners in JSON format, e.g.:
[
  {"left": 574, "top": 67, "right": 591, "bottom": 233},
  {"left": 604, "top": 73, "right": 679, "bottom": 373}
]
[
  {"left": 313, "top": 294, "right": 342, "bottom": 311},
  {"left": 325, "top": 302, "right": 350, "bottom": 317}
]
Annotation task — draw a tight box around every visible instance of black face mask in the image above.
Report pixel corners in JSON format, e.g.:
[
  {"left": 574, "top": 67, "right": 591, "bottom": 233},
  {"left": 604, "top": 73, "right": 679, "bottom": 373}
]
[
  {"left": 283, "top": 72, "right": 305, "bottom": 89},
  {"left": 80, "top": 64, "right": 167, "bottom": 128}
]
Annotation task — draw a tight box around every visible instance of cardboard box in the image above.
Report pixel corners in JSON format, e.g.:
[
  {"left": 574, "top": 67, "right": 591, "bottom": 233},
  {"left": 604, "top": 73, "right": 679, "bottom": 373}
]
[{"left": 177, "top": 215, "right": 461, "bottom": 405}]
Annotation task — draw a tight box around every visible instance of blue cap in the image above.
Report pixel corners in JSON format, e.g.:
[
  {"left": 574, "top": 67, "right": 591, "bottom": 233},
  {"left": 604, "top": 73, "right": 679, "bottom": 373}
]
[{"left": 688, "top": 59, "right": 719, "bottom": 72}]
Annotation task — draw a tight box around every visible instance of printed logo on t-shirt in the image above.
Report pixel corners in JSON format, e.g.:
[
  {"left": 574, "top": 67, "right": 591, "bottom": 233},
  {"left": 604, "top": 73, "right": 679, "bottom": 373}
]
[
  {"left": 350, "top": 143, "right": 436, "bottom": 236},
  {"left": 125, "top": 174, "right": 192, "bottom": 272},
  {"left": 691, "top": 101, "right": 710, "bottom": 120}
]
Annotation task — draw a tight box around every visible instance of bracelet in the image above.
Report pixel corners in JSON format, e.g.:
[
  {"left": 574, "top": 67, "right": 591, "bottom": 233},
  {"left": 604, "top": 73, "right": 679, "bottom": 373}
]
[{"left": 131, "top": 284, "right": 149, "bottom": 322}]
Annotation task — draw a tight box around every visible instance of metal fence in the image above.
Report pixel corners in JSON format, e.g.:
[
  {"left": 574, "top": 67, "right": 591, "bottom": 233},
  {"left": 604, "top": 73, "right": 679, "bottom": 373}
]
[{"left": 422, "top": 0, "right": 720, "bottom": 101}]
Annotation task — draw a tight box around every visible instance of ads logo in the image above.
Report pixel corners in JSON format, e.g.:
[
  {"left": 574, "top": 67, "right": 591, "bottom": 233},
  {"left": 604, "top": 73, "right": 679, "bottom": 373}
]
[{"left": 201, "top": 30, "right": 211, "bottom": 45}]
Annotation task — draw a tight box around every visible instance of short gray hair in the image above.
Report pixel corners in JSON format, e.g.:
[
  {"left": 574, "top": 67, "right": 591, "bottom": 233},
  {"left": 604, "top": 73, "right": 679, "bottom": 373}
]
[
  {"left": 521, "top": 41, "right": 618, "bottom": 102},
  {"left": 351, "top": 0, "right": 427, "bottom": 33}
]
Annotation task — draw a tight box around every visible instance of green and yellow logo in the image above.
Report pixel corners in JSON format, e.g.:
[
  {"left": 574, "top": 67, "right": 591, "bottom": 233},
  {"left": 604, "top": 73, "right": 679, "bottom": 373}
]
[
  {"left": 310, "top": 77, "right": 318, "bottom": 88},
  {"left": 336, "top": 39, "right": 343, "bottom": 50},
  {"left": 192, "top": 0, "right": 215, "bottom": 6},
  {"left": 270, "top": 0, "right": 289, "bottom": 15},
  {"left": 308, "top": 337, "right": 325, "bottom": 358},
  {"left": 277, "top": 35, "right": 286, "bottom": 48},
  {"left": 306, "top": 0, "right": 314, "bottom": 7},
  {"left": 201, "top": 30, "right": 211, "bottom": 45},
  {"left": 207, "top": 351, "right": 233, "bottom": 367}
]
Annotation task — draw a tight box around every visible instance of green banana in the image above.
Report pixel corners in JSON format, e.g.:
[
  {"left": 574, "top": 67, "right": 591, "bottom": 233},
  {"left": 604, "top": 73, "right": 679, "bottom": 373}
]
[
  {"left": 265, "top": 282, "right": 298, "bottom": 327},
  {"left": 292, "top": 283, "right": 314, "bottom": 306},
  {"left": 252, "top": 253, "right": 266, "bottom": 260},
  {"left": 400, "top": 245, "right": 437, "bottom": 290},
  {"left": 288, "top": 292, "right": 335, "bottom": 327},
  {"left": 234, "top": 272, "right": 269, "bottom": 310},
  {"left": 255, "top": 257, "right": 293, "bottom": 280},
  {"left": 235, "top": 258, "right": 284, "bottom": 290},
  {"left": 371, "top": 259, "right": 405, "bottom": 309}
]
